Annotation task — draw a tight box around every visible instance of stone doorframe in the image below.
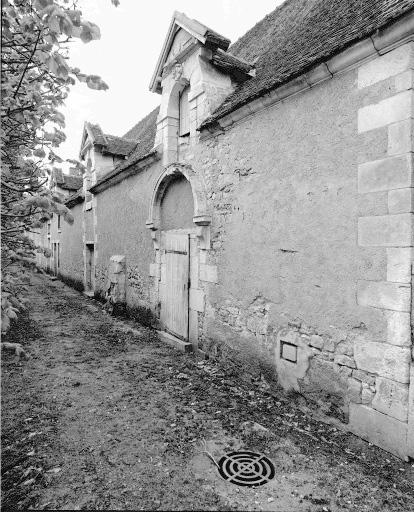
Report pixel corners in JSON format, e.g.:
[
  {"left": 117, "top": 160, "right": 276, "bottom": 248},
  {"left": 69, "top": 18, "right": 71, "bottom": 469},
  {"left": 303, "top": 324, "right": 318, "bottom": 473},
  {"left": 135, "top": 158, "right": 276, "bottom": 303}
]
[{"left": 146, "top": 162, "right": 213, "bottom": 350}]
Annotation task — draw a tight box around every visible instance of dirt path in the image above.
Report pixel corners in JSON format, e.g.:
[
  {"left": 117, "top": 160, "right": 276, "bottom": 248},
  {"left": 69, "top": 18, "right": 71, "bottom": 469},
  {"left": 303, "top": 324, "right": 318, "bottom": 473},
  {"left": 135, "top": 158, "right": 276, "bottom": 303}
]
[{"left": 2, "top": 273, "right": 414, "bottom": 511}]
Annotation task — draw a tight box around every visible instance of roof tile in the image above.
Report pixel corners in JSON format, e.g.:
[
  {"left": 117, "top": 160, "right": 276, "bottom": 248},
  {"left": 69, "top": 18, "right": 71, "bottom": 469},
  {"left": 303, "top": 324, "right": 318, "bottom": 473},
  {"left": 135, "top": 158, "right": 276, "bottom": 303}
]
[{"left": 202, "top": 0, "right": 414, "bottom": 126}]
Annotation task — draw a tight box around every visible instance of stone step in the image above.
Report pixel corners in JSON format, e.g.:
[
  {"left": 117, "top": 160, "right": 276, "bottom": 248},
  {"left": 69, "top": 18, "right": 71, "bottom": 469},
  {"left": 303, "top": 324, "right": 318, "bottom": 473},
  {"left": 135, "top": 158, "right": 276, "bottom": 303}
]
[{"left": 156, "top": 330, "right": 193, "bottom": 353}]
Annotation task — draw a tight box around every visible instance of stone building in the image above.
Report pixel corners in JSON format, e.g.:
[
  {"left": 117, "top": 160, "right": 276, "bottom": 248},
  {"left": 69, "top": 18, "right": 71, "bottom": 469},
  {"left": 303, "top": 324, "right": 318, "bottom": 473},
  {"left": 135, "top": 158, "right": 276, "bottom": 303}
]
[{"left": 37, "top": 0, "right": 414, "bottom": 459}]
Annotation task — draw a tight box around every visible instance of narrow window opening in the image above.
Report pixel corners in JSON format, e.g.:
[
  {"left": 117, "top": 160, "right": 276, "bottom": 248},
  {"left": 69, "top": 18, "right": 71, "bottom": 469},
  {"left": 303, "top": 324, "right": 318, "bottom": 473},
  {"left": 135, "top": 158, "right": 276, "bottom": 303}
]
[
  {"left": 57, "top": 214, "right": 61, "bottom": 231},
  {"left": 179, "top": 86, "right": 190, "bottom": 137}
]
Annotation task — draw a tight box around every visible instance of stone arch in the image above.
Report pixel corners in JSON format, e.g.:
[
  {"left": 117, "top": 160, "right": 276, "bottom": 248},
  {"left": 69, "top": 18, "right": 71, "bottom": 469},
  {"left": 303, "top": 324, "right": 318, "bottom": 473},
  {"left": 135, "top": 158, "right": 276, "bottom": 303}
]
[
  {"left": 146, "top": 163, "right": 211, "bottom": 233},
  {"left": 166, "top": 74, "right": 189, "bottom": 119}
]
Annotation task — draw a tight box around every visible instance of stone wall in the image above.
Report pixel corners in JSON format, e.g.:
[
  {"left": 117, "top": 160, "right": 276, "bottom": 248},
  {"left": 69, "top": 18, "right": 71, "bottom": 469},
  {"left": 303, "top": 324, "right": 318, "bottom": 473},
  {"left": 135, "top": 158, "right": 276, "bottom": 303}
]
[{"left": 176, "top": 43, "right": 414, "bottom": 458}]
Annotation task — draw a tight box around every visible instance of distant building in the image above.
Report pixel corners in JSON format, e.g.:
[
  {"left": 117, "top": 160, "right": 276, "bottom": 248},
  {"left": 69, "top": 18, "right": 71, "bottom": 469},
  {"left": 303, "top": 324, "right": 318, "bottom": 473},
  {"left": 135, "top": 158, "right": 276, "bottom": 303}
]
[{"left": 36, "top": 1, "right": 414, "bottom": 459}]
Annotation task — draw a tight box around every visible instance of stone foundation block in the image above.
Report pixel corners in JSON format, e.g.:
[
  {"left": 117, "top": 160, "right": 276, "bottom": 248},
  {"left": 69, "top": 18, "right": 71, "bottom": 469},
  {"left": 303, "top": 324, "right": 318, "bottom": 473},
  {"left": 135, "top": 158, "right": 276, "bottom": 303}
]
[
  {"left": 199, "top": 264, "right": 218, "bottom": 283},
  {"left": 189, "top": 288, "right": 205, "bottom": 312},
  {"left": 388, "top": 188, "right": 414, "bottom": 214},
  {"left": 357, "top": 280, "right": 411, "bottom": 311},
  {"left": 358, "top": 91, "right": 412, "bottom": 133},
  {"left": 354, "top": 341, "right": 410, "bottom": 383},
  {"left": 349, "top": 404, "right": 408, "bottom": 458},
  {"left": 358, "top": 213, "right": 413, "bottom": 247},
  {"left": 385, "top": 310, "right": 411, "bottom": 346},
  {"left": 310, "top": 334, "right": 324, "bottom": 350},
  {"left": 386, "top": 248, "right": 412, "bottom": 283},
  {"left": 372, "top": 377, "right": 409, "bottom": 421},
  {"left": 357, "top": 45, "right": 412, "bottom": 89},
  {"left": 358, "top": 155, "right": 412, "bottom": 193}
]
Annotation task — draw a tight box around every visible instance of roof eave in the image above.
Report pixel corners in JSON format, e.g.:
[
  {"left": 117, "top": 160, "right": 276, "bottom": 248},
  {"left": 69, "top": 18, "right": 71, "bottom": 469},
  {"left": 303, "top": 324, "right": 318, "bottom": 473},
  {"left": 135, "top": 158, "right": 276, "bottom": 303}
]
[
  {"left": 89, "top": 150, "right": 160, "bottom": 195},
  {"left": 200, "top": 9, "right": 414, "bottom": 132}
]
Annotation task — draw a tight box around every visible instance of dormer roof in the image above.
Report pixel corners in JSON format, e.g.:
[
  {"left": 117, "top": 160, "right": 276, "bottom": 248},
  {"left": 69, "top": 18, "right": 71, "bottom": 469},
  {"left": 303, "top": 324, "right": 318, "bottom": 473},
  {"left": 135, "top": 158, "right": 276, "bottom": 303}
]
[
  {"left": 51, "top": 168, "right": 83, "bottom": 191},
  {"left": 149, "top": 11, "right": 231, "bottom": 93},
  {"left": 79, "top": 122, "right": 137, "bottom": 159}
]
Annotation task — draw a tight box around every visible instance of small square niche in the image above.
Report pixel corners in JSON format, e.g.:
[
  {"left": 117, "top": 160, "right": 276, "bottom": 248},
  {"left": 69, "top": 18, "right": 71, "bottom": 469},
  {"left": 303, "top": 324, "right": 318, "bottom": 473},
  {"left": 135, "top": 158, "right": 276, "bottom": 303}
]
[{"left": 280, "top": 340, "right": 297, "bottom": 363}]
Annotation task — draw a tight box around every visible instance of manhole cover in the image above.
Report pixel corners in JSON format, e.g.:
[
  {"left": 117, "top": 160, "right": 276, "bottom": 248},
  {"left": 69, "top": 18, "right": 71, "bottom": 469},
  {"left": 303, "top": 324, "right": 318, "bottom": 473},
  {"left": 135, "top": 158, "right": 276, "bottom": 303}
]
[{"left": 217, "top": 451, "right": 275, "bottom": 487}]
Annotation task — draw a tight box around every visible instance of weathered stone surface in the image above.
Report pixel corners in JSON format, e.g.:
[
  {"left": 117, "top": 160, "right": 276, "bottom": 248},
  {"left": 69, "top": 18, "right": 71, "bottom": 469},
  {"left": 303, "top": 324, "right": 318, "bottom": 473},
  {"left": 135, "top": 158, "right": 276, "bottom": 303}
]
[
  {"left": 388, "top": 119, "right": 412, "bottom": 156},
  {"left": 358, "top": 214, "right": 413, "bottom": 247},
  {"left": 149, "top": 263, "right": 158, "bottom": 277},
  {"left": 323, "top": 338, "right": 335, "bottom": 352},
  {"left": 335, "top": 340, "right": 353, "bottom": 356},
  {"left": 358, "top": 155, "right": 412, "bottom": 193},
  {"left": 358, "top": 91, "right": 412, "bottom": 133},
  {"left": 275, "top": 333, "right": 313, "bottom": 392},
  {"left": 301, "top": 358, "right": 348, "bottom": 397},
  {"left": 357, "top": 280, "right": 411, "bottom": 312},
  {"left": 395, "top": 70, "right": 414, "bottom": 93},
  {"left": 189, "top": 288, "right": 205, "bottom": 312},
  {"left": 199, "top": 264, "right": 218, "bottom": 283},
  {"left": 358, "top": 45, "right": 412, "bottom": 89},
  {"left": 386, "top": 248, "right": 412, "bottom": 283},
  {"left": 348, "top": 377, "right": 362, "bottom": 403},
  {"left": 309, "top": 334, "right": 324, "bottom": 350},
  {"left": 385, "top": 310, "right": 411, "bottom": 347},
  {"left": 388, "top": 188, "right": 414, "bottom": 214},
  {"left": 372, "top": 377, "right": 409, "bottom": 422},
  {"left": 361, "top": 388, "right": 375, "bottom": 405},
  {"left": 334, "top": 354, "right": 356, "bottom": 368},
  {"left": 352, "top": 369, "right": 376, "bottom": 385},
  {"left": 349, "top": 404, "right": 408, "bottom": 459},
  {"left": 354, "top": 341, "right": 410, "bottom": 383}
]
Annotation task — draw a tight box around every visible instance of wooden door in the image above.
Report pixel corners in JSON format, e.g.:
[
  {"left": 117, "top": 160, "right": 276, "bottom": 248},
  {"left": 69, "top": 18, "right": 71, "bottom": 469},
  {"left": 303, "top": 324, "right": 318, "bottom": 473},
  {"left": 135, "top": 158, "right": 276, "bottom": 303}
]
[
  {"left": 85, "top": 244, "right": 94, "bottom": 291},
  {"left": 53, "top": 243, "right": 59, "bottom": 275},
  {"left": 161, "top": 232, "right": 189, "bottom": 340}
]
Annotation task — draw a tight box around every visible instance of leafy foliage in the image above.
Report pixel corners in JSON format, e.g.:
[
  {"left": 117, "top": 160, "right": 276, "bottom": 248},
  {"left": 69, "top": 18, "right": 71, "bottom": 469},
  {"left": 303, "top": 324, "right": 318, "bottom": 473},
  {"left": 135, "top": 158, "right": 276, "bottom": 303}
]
[{"left": 1, "top": 0, "right": 112, "bottom": 333}]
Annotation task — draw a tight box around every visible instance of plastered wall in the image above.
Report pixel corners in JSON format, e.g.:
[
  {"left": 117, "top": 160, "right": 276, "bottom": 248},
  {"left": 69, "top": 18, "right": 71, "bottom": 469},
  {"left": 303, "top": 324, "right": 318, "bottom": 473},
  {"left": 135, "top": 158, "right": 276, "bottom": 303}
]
[
  {"left": 59, "top": 203, "right": 84, "bottom": 288},
  {"left": 94, "top": 161, "right": 164, "bottom": 309}
]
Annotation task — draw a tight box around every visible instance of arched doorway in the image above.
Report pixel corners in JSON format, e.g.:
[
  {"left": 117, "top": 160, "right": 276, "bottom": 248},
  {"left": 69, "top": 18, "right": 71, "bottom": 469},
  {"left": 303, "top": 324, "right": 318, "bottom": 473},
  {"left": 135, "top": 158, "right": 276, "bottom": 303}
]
[
  {"left": 159, "top": 174, "right": 193, "bottom": 339},
  {"left": 146, "top": 164, "right": 211, "bottom": 346}
]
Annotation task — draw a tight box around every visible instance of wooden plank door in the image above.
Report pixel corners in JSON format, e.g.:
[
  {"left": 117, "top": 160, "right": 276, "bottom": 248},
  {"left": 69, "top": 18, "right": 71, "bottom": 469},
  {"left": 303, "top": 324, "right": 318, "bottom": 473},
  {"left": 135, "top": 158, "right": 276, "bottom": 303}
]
[
  {"left": 85, "top": 244, "right": 94, "bottom": 291},
  {"left": 53, "top": 243, "right": 58, "bottom": 275},
  {"left": 161, "top": 232, "right": 189, "bottom": 340}
]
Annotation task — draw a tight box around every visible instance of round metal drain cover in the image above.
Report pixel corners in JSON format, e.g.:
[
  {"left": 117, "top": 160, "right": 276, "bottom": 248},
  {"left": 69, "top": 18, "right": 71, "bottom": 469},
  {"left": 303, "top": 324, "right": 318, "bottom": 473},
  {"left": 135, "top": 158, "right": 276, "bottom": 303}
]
[{"left": 217, "top": 451, "right": 275, "bottom": 487}]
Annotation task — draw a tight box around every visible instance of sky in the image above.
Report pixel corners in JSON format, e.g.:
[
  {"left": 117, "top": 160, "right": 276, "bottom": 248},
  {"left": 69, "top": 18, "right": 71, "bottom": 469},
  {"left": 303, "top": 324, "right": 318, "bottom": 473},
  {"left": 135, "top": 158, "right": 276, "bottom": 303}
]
[{"left": 59, "top": 0, "right": 283, "bottom": 162}]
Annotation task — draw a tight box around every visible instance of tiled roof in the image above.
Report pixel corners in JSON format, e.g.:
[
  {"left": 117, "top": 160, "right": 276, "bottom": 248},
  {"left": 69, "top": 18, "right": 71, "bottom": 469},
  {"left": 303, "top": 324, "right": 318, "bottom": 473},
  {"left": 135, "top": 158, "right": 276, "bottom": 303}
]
[
  {"left": 85, "top": 122, "right": 137, "bottom": 157},
  {"left": 59, "top": 175, "right": 83, "bottom": 190},
  {"left": 87, "top": 123, "right": 107, "bottom": 145},
  {"left": 120, "top": 106, "right": 159, "bottom": 167},
  {"left": 52, "top": 169, "right": 83, "bottom": 191},
  {"left": 211, "top": 49, "right": 255, "bottom": 81},
  {"left": 202, "top": 0, "right": 414, "bottom": 127},
  {"left": 65, "top": 188, "right": 84, "bottom": 208},
  {"left": 90, "top": 107, "right": 160, "bottom": 192},
  {"left": 103, "top": 134, "right": 137, "bottom": 157}
]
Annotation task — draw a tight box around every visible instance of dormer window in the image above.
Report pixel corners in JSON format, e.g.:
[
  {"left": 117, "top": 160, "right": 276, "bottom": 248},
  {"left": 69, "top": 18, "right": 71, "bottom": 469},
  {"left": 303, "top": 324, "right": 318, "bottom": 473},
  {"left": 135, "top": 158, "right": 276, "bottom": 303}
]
[{"left": 179, "top": 86, "right": 190, "bottom": 137}]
